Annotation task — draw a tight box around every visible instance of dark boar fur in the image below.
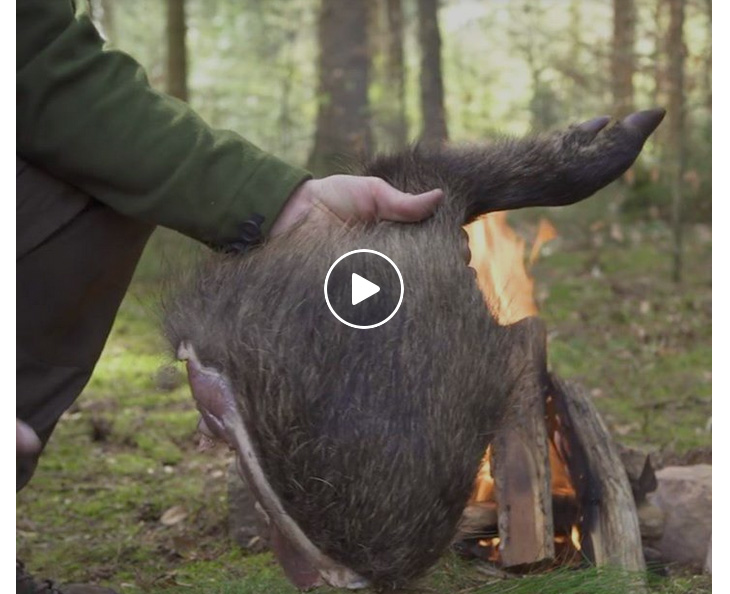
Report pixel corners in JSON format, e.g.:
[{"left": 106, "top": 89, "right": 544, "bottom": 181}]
[{"left": 164, "top": 110, "right": 664, "bottom": 589}]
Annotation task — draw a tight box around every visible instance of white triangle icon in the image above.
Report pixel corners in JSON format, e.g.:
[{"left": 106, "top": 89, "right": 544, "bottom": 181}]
[{"left": 351, "top": 273, "right": 380, "bottom": 305}]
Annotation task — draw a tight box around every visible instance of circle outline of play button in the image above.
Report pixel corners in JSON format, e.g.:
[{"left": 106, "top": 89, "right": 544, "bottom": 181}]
[{"left": 324, "top": 249, "right": 404, "bottom": 329}]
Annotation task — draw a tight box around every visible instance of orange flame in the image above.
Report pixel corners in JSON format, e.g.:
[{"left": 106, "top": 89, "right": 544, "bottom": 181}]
[
  {"left": 464, "top": 214, "right": 585, "bottom": 561},
  {"left": 529, "top": 219, "right": 558, "bottom": 267},
  {"left": 549, "top": 439, "right": 577, "bottom": 498},
  {"left": 471, "top": 445, "right": 494, "bottom": 503},
  {"left": 467, "top": 213, "right": 565, "bottom": 508},
  {"left": 464, "top": 213, "right": 556, "bottom": 325},
  {"left": 571, "top": 524, "right": 582, "bottom": 551}
]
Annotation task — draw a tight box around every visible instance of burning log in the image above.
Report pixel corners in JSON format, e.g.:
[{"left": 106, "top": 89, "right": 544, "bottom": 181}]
[
  {"left": 549, "top": 376, "right": 646, "bottom": 572},
  {"left": 552, "top": 493, "right": 580, "bottom": 534},
  {"left": 458, "top": 213, "right": 645, "bottom": 576},
  {"left": 491, "top": 316, "right": 554, "bottom": 569}
]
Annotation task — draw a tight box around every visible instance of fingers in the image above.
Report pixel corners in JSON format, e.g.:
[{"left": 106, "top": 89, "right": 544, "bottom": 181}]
[
  {"left": 17, "top": 419, "right": 41, "bottom": 456},
  {"left": 271, "top": 175, "right": 445, "bottom": 236},
  {"left": 371, "top": 182, "right": 444, "bottom": 222}
]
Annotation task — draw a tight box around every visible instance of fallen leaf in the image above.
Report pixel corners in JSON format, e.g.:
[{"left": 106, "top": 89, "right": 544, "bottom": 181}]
[
  {"left": 590, "top": 388, "right": 605, "bottom": 399},
  {"left": 614, "top": 422, "right": 641, "bottom": 436},
  {"left": 610, "top": 223, "right": 624, "bottom": 243},
  {"left": 160, "top": 505, "right": 187, "bottom": 526}
]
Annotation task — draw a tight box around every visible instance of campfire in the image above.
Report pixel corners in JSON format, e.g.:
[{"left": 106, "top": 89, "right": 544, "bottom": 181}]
[{"left": 455, "top": 213, "right": 645, "bottom": 572}]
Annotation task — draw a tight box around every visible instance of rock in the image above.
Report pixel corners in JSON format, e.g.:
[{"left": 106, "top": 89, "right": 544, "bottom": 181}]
[
  {"left": 648, "top": 465, "right": 711, "bottom": 568},
  {"left": 227, "top": 459, "right": 269, "bottom": 551},
  {"left": 457, "top": 501, "right": 498, "bottom": 538},
  {"left": 643, "top": 545, "right": 663, "bottom": 565},
  {"left": 654, "top": 447, "right": 712, "bottom": 468},
  {"left": 643, "top": 545, "right": 668, "bottom": 576},
  {"left": 88, "top": 415, "right": 113, "bottom": 442},
  {"left": 616, "top": 443, "right": 658, "bottom": 502},
  {"left": 636, "top": 502, "right": 664, "bottom": 541},
  {"left": 704, "top": 538, "right": 711, "bottom": 574},
  {"left": 154, "top": 364, "right": 185, "bottom": 392}
]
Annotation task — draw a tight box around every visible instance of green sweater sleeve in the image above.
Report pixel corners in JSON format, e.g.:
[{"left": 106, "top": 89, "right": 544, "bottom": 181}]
[{"left": 17, "top": 0, "right": 311, "bottom": 246}]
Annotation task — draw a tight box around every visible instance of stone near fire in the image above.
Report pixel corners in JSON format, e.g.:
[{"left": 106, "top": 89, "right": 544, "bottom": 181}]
[
  {"left": 636, "top": 501, "right": 664, "bottom": 541},
  {"left": 616, "top": 443, "right": 658, "bottom": 503},
  {"left": 648, "top": 465, "right": 711, "bottom": 568},
  {"left": 458, "top": 501, "right": 498, "bottom": 538}
]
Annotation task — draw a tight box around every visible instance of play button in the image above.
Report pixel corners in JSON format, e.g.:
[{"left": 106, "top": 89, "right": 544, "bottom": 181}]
[
  {"left": 324, "top": 249, "right": 404, "bottom": 329},
  {"left": 351, "top": 273, "right": 380, "bottom": 305}
]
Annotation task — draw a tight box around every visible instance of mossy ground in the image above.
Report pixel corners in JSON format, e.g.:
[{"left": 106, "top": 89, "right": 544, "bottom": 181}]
[{"left": 17, "top": 217, "right": 711, "bottom": 593}]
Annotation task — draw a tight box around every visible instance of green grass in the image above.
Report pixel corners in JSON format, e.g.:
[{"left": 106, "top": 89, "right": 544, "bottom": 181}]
[
  {"left": 17, "top": 221, "right": 711, "bottom": 592},
  {"left": 122, "top": 556, "right": 712, "bottom": 594},
  {"left": 533, "top": 224, "right": 711, "bottom": 452}
]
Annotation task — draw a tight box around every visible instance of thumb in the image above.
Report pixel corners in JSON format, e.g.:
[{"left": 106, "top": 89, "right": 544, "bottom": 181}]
[{"left": 373, "top": 186, "right": 444, "bottom": 222}]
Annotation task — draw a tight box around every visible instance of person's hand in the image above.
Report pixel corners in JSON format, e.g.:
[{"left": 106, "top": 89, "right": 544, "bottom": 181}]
[
  {"left": 270, "top": 175, "right": 444, "bottom": 236},
  {"left": 16, "top": 419, "right": 41, "bottom": 456}
]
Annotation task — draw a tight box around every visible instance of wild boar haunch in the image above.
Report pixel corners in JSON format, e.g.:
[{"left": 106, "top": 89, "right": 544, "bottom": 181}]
[{"left": 164, "top": 110, "right": 664, "bottom": 590}]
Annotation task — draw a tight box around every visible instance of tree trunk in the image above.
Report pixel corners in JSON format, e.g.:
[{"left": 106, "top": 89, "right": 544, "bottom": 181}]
[
  {"left": 651, "top": 0, "right": 667, "bottom": 111},
  {"left": 704, "top": 0, "right": 712, "bottom": 113},
  {"left": 307, "top": 0, "right": 373, "bottom": 175},
  {"left": 417, "top": 0, "right": 448, "bottom": 146},
  {"left": 568, "top": 0, "right": 584, "bottom": 116},
  {"left": 383, "top": 0, "right": 408, "bottom": 150},
  {"left": 514, "top": 1, "right": 558, "bottom": 132},
  {"left": 166, "top": 0, "right": 188, "bottom": 102},
  {"left": 611, "top": 0, "right": 636, "bottom": 116},
  {"left": 94, "top": 0, "right": 115, "bottom": 44},
  {"left": 666, "top": 0, "right": 686, "bottom": 283}
]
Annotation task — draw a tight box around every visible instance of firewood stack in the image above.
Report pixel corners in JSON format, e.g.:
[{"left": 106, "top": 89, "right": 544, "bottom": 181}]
[{"left": 456, "top": 316, "right": 647, "bottom": 573}]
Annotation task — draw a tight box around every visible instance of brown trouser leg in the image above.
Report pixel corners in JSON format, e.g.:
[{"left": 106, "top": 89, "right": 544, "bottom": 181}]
[{"left": 16, "top": 159, "right": 155, "bottom": 490}]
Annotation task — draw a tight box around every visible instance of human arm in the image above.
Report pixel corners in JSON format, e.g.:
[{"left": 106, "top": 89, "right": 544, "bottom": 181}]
[
  {"left": 17, "top": 0, "right": 308, "bottom": 246},
  {"left": 17, "top": 1, "right": 443, "bottom": 246}
]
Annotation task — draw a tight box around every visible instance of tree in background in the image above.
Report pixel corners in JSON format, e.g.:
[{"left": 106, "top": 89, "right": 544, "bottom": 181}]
[
  {"left": 368, "top": 0, "right": 408, "bottom": 152},
  {"left": 417, "top": 0, "right": 448, "bottom": 145},
  {"left": 651, "top": 0, "right": 668, "bottom": 110},
  {"left": 666, "top": 0, "right": 686, "bottom": 283},
  {"left": 703, "top": 0, "right": 711, "bottom": 113},
  {"left": 509, "top": 1, "right": 562, "bottom": 132},
  {"left": 83, "top": 0, "right": 710, "bottom": 233},
  {"left": 166, "top": 0, "right": 188, "bottom": 102},
  {"left": 307, "top": 0, "right": 372, "bottom": 175},
  {"left": 89, "top": 0, "right": 115, "bottom": 44},
  {"left": 566, "top": 0, "right": 585, "bottom": 116},
  {"left": 100, "top": 0, "right": 114, "bottom": 42},
  {"left": 611, "top": 0, "right": 636, "bottom": 115},
  {"left": 382, "top": 0, "right": 408, "bottom": 150}
]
